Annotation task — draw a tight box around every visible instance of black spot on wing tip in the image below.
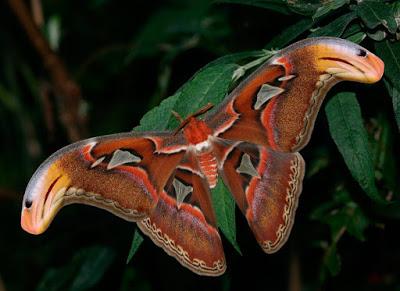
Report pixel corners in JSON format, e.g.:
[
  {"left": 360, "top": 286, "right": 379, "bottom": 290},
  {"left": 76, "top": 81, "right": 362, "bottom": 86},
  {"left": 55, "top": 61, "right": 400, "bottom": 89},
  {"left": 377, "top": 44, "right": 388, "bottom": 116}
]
[
  {"left": 357, "top": 49, "right": 367, "bottom": 57},
  {"left": 24, "top": 199, "right": 33, "bottom": 208}
]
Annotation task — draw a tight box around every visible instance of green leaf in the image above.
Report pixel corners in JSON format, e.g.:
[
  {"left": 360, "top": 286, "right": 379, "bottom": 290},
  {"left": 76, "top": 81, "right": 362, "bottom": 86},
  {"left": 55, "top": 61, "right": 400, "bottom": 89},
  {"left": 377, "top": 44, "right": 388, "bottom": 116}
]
[
  {"left": 355, "top": 0, "right": 398, "bottom": 34},
  {"left": 309, "top": 12, "right": 357, "bottom": 38},
  {"left": 324, "top": 243, "right": 341, "bottom": 276},
  {"left": 126, "top": 1, "right": 227, "bottom": 62},
  {"left": 312, "top": 0, "right": 348, "bottom": 19},
  {"left": 345, "top": 206, "right": 369, "bottom": 241},
  {"left": 265, "top": 18, "right": 314, "bottom": 49},
  {"left": 232, "top": 50, "right": 277, "bottom": 81},
  {"left": 211, "top": 180, "right": 242, "bottom": 254},
  {"left": 327, "top": 202, "right": 369, "bottom": 241},
  {"left": 136, "top": 62, "right": 238, "bottom": 131},
  {"left": 215, "top": 0, "right": 291, "bottom": 15},
  {"left": 342, "top": 22, "right": 363, "bottom": 38},
  {"left": 126, "top": 228, "right": 145, "bottom": 264},
  {"left": 69, "top": 247, "right": 115, "bottom": 291},
  {"left": 0, "top": 83, "right": 19, "bottom": 112},
  {"left": 287, "top": 0, "right": 325, "bottom": 16},
  {"left": 310, "top": 200, "right": 337, "bottom": 221},
  {"left": 325, "top": 92, "right": 383, "bottom": 203},
  {"left": 306, "top": 147, "right": 330, "bottom": 178},
  {"left": 216, "top": 0, "right": 325, "bottom": 16},
  {"left": 313, "top": 188, "right": 370, "bottom": 279},
  {"left": 341, "top": 19, "right": 366, "bottom": 44},
  {"left": 206, "top": 50, "right": 267, "bottom": 67},
  {"left": 367, "top": 30, "right": 387, "bottom": 41},
  {"left": 375, "top": 41, "right": 400, "bottom": 131},
  {"left": 368, "top": 113, "right": 399, "bottom": 196},
  {"left": 37, "top": 246, "right": 115, "bottom": 291},
  {"left": 135, "top": 92, "right": 181, "bottom": 131},
  {"left": 346, "top": 32, "right": 366, "bottom": 44},
  {"left": 312, "top": 189, "right": 370, "bottom": 242},
  {"left": 383, "top": 80, "right": 400, "bottom": 132},
  {"left": 392, "top": 1, "right": 400, "bottom": 26},
  {"left": 375, "top": 40, "right": 400, "bottom": 89},
  {"left": 171, "top": 63, "right": 238, "bottom": 127}
]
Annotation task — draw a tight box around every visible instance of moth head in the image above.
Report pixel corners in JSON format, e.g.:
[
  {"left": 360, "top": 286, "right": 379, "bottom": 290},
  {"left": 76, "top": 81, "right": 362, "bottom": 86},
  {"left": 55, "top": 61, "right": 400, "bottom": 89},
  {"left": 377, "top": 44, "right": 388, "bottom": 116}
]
[
  {"left": 310, "top": 38, "right": 384, "bottom": 84},
  {"left": 21, "top": 157, "right": 70, "bottom": 235}
]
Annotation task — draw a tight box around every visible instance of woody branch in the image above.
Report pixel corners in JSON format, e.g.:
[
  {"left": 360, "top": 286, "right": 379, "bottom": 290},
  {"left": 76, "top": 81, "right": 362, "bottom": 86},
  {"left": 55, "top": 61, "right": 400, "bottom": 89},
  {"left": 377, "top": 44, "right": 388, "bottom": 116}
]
[{"left": 7, "top": 0, "right": 87, "bottom": 141}]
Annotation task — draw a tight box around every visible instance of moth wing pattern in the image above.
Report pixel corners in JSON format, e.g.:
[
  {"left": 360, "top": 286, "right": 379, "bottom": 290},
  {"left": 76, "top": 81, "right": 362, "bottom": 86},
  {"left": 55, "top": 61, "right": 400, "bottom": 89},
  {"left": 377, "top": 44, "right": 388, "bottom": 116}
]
[
  {"left": 212, "top": 139, "right": 305, "bottom": 253},
  {"left": 206, "top": 37, "right": 384, "bottom": 152},
  {"left": 21, "top": 132, "right": 187, "bottom": 232},
  {"left": 138, "top": 150, "right": 226, "bottom": 276}
]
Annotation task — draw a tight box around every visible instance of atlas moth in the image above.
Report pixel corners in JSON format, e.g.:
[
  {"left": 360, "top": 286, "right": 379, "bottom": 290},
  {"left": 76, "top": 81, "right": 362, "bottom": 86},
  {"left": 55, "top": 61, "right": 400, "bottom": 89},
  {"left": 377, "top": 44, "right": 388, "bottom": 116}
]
[{"left": 21, "top": 37, "right": 384, "bottom": 276}]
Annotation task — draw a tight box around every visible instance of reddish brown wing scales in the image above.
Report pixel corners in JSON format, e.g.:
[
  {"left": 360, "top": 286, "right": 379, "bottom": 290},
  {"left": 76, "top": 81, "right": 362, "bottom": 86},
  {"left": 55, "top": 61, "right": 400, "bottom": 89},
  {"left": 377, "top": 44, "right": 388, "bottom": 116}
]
[
  {"left": 206, "top": 46, "right": 333, "bottom": 152},
  {"left": 138, "top": 152, "right": 225, "bottom": 276},
  {"left": 206, "top": 64, "right": 284, "bottom": 149},
  {"left": 59, "top": 148, "right": 154, "bottom": 220},
  {"left": 138, "top": 193, "right": 225, "bottom": 276},
  {"left": 90, "top": 136, "right": 184, "bottom": 193},
  {"left": 216, "top": 141, "right": 305, "bottom": 253},
  {"left": 265, "top": 52, "right": 332, "bottom": 152},
  {"left": 60, "top": 133, "right": 186, "bottom": 221},
  {"left": 174, "top": 163, "right": 217, "bottom": 226}
]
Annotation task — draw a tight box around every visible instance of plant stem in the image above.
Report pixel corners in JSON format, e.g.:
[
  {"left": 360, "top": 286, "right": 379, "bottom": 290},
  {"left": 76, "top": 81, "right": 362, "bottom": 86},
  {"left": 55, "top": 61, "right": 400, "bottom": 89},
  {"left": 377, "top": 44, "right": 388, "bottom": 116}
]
[{"left": 7, "top": 0, "right": 87, "bottom": 141}]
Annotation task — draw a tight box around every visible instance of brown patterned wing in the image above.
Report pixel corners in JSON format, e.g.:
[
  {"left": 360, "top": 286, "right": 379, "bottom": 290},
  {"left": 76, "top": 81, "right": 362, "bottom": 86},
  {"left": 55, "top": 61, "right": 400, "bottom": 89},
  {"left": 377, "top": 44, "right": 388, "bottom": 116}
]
[
  {"left": 21, "top": 131, "right": 187, "bottom": 235},
  {"left": 138, "top": 151, "right": 226, "bottom": 276},
  {"left": 213, "top": 139, "right": 305, "bottom": 253},
  {"left": 206, "top": 37, "right": 384, "bottom": 152}
]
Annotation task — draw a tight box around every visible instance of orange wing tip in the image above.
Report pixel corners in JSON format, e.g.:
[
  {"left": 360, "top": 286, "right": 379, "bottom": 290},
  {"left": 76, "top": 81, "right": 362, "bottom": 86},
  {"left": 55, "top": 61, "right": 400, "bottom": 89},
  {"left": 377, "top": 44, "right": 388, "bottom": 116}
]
[
  {"left": 21, "top": 180, "right": 149, "bottom": 235},
  {"left": 21, "top": 160, "right": 71, "bottom": 235},
  {"left": 21, "top": 184, "right": 68, "bottom": 235},
  {"left": 364, "top": 52, "right": 384, "bottom": 83},
  {"left": 309, "top": 39, "right": 384, "bottom": 84}
]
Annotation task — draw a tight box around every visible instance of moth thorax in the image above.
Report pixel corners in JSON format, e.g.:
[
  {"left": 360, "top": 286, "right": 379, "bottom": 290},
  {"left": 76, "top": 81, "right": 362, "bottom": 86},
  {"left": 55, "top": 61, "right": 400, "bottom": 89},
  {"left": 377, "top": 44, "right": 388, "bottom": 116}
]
[
  {"left": 183, "top": 118, "right": 212, "bottom": 144},
  {"left": 194, "top": 140, "right": 211, "bottom": 153},
  {"left": 198, "top": 151, "right": 218, "bottom": 188}
]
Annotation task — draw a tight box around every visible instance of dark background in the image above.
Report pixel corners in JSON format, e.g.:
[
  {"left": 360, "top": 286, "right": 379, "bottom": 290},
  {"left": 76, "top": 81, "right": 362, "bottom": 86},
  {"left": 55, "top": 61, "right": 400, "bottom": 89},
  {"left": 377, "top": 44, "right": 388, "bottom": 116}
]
[{"left": 1, "top": 0, "right": 399, "bottom": 290}]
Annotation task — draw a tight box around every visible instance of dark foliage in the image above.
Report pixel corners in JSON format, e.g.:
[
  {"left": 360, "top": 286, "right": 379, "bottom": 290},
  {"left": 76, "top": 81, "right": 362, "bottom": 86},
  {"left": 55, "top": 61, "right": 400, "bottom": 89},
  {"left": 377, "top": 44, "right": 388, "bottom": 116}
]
[{"left": 1, "top": 0, "right": 400, "bottom": 290}]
